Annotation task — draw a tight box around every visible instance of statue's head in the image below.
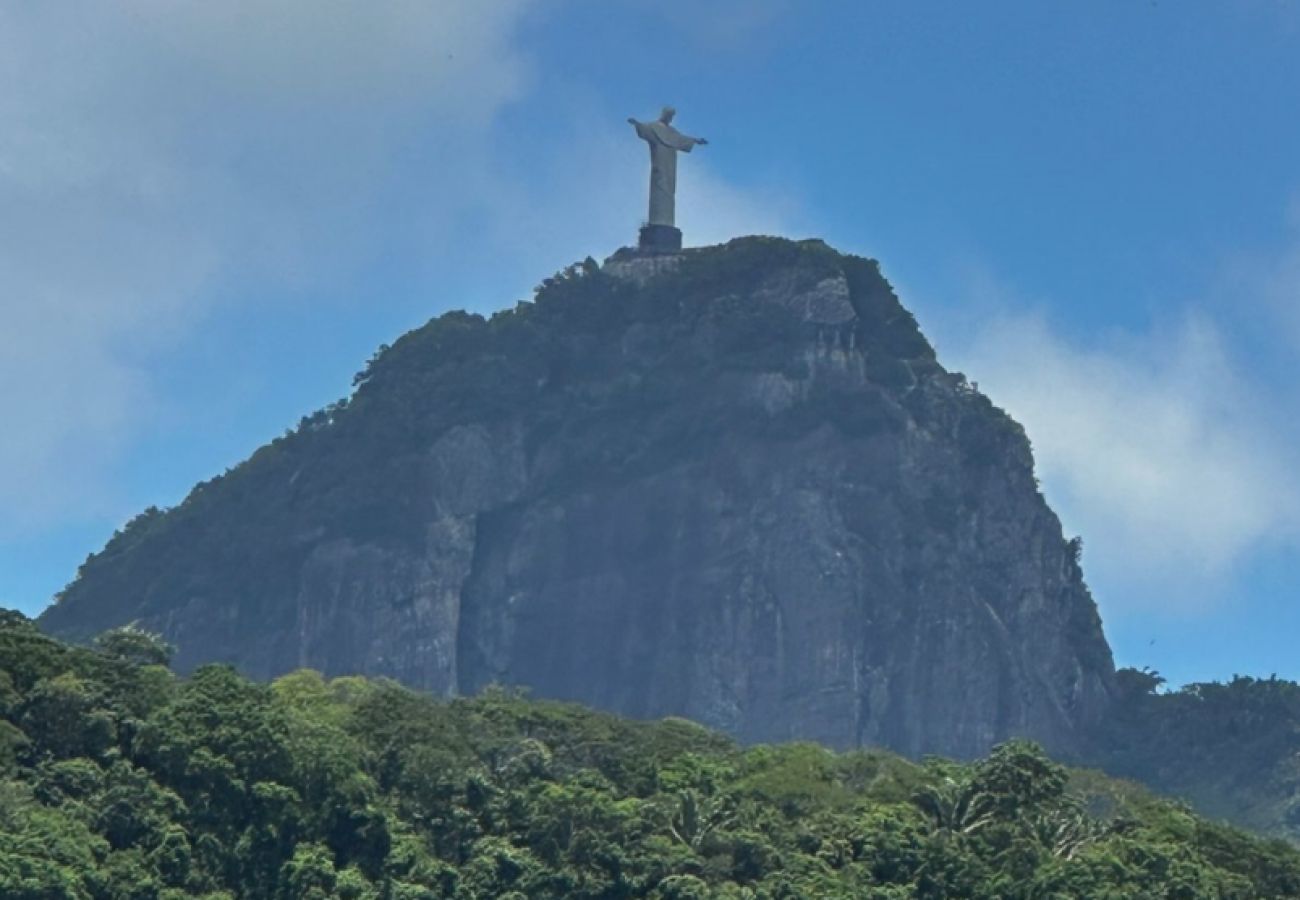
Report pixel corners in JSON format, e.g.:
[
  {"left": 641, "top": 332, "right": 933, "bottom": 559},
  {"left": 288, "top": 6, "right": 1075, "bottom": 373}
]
[{"left": 659, "top": 106, "right": 676, "bottom": 124}]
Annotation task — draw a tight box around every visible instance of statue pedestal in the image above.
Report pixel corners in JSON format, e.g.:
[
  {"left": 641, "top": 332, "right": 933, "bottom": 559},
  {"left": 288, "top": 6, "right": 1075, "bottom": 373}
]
[{"left": 639, "top": 224, "right": 682, "bottom": 253}]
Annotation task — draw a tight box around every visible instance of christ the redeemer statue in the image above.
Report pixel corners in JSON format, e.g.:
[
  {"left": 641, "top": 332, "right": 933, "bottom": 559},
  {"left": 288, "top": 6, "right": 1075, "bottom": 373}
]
[{"left": 628, "top": 106, "right": 707, "bottom": 252}]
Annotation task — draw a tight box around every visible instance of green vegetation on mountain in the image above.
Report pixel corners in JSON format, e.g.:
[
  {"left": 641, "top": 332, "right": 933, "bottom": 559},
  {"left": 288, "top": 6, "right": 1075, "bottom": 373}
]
[
  {"left": 4, "top": 613, "right": 1300, "bottom": 899},
  {"left": 1090, "top": 667, "right": 1300, "bottom": 845}
]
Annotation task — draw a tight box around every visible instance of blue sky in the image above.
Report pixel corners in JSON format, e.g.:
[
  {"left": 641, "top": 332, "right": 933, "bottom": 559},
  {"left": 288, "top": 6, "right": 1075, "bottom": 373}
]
[{"left": 2, "top": 1, "right": 1298, "bottom": 689}]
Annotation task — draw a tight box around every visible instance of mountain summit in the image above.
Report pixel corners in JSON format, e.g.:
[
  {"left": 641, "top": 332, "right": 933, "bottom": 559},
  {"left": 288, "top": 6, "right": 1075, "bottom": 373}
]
[{"left": 40, "top": 237, "right": 1115, "bottom": 759}]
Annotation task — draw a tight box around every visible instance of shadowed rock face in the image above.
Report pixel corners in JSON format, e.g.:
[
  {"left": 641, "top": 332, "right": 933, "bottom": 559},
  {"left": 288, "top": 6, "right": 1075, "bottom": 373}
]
[{"left": 39, "top": 237, "right": 1115, "bottom": 759}]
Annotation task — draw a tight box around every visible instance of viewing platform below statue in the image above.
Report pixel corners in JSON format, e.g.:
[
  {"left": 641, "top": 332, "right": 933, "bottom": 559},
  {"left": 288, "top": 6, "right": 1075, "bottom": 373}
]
[
  {"left": 638, "top": 223, "right": 682, "bottom": 253},
  {"left": 602, "top": 244, "right": 684, "bottom": 285}
]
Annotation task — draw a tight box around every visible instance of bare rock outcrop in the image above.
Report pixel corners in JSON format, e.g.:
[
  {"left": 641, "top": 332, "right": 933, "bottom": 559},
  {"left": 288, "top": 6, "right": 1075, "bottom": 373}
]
[{"left": 40, "top": 237, "right": 1114, "bottom": 759}]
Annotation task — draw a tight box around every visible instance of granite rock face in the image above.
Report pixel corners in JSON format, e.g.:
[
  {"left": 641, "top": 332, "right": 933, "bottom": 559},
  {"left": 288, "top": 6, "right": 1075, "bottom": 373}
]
[{"left": 40, "top": 237, "right": 1115, "bottom": 759}]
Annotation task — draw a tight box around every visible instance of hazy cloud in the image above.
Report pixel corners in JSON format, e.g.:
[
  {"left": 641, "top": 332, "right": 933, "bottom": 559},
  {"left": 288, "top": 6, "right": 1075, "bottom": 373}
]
[
  {"left": 948, "top": 307, "right": 1299, "bottom": 607},
  {"left": 0, "top": 2, "right": 532, "bottom": 530},
  {"left": 1225, "top": 198, "right": 1300, "bottom": 357},
  {"left": 642, "top": 0, "right": 793, "bottom": 52}
]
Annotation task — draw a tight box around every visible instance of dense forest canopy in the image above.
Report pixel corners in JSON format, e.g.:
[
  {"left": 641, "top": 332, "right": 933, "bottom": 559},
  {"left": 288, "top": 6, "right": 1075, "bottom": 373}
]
[
  {"left": 1087, "top": 666, "right": 1300, "bottom": 843},
  {"left": 4, "top": 611, "right": 1300, "bottom": 899}
]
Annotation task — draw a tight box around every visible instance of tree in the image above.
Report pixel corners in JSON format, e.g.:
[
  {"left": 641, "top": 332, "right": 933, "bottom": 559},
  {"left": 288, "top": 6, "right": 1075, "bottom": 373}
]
[
  {"left": 969, "top": 740, "right": 1067, "bottom": 818},
  {"left": 18, "top": 672, "right": 115, "bottom": 760},
  {"left": 911, "top": 777, "right": 995, "bottom": 836},
  {"left": 94, "top": 624, "right": 175, "bottom": 668},
  {"left": 5, "top": 626, "right": 1300, "bottom": 898}
]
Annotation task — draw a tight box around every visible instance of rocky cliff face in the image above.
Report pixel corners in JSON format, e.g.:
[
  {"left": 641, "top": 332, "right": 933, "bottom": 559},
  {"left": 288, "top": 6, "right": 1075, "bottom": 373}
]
[{"left": 39, "top": 237, "right": 1115, "bottom": 759}]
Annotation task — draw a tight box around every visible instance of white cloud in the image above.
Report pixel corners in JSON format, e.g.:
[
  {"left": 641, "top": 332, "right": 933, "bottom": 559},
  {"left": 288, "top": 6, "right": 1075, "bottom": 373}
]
[
  {"left": 948, "top": 308, "right": 1299, "bottom": 606},
  {"left": 679, "top": 164, "right": 800, "bottom": 248},
  {"left": 0, "top": 2, "right": 532, "bottom": 531}
]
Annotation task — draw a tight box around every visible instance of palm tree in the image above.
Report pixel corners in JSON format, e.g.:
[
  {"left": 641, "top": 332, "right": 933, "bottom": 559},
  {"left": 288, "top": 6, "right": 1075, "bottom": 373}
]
[
  {"left": 666, "top": 789, "right": 735, "bottom": 850},
  {"left": 911, "top": 778, "right": 996, "bottom": 836}
]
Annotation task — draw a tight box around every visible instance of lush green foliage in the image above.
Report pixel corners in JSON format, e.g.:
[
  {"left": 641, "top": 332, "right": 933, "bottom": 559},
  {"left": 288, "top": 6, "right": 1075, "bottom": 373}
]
[
  {"left": 4, "top": 613, "right": 1300, "bottom": 898},
  {"left": 1090, "top": 667, "right": 1300, "bottom": 844}
]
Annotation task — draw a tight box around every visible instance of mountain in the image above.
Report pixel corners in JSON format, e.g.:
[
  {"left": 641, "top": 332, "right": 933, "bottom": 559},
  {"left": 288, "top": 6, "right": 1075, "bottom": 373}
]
[{"left": 39, "top": 236, "right": 1115, "bottom": 760}]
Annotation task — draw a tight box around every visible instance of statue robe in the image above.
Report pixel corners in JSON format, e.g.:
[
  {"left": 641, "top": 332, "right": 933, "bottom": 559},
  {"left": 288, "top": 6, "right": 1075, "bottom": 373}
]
[{"left": 632, "top": 119, "right": 702, "bottom": 227}]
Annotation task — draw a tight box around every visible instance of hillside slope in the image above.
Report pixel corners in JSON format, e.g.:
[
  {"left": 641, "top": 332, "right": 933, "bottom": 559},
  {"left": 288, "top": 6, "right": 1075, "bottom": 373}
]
[
  {"left": 40, "top": 237, "right": 1114, "bottom": 759},
  {"left": 5, "top": 615, "right": 1299, "bottom": 899}
]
